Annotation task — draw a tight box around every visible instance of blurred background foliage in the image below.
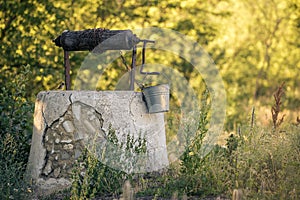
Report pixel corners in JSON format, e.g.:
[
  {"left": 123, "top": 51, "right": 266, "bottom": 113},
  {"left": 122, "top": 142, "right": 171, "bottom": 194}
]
[
  {"left": 1, "top": 0, "right": 300, "bottom": 199},
  {"left": 0, "top": 0, "right": 299, "bottom": 130}
]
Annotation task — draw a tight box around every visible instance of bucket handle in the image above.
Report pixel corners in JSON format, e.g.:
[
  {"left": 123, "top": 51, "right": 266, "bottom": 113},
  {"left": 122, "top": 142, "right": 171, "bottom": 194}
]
[{"left": 136, "top": 72, "right": 170, "bottom": 91}]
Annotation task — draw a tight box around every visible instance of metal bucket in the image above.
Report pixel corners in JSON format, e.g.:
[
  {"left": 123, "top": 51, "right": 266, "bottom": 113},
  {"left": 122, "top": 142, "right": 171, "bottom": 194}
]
[{"left": 142, "top": 84, "right": 169, "bottom": 113}]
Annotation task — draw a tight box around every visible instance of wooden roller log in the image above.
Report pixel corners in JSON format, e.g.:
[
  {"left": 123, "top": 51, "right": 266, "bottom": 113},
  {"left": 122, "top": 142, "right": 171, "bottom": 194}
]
[{"left": 53, "top": 28, "right": 140, "bottom": 52}]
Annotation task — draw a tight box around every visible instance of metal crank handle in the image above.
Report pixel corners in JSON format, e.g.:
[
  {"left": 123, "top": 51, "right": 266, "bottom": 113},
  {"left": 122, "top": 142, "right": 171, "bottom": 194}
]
[{"left": 140, "top": 40, "right": 160, "bottom": 75}]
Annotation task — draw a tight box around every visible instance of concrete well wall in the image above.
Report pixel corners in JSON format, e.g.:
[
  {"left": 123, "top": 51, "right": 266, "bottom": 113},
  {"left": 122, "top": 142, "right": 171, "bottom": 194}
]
[{"left": 27, "top": 91, "right": 168, "bottom": 192}]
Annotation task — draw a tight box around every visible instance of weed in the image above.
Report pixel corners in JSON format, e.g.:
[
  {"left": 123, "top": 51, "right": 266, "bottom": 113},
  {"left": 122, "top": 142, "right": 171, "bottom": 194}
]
[
  {"left": 180, "top": 89, "right": 210, "bottom": 176},
  {"left": 70, "top": 125, "right": 147, "bottom": 199},
  {"left": 271, "top": 82, "right": 285, "bottom": 131},
  {"left": 250, "top": 107, "right": 255, "bottom": 129}
]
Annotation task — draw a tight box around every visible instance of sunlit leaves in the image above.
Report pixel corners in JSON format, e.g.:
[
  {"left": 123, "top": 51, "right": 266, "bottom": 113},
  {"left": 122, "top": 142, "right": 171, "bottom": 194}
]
[{"left": 0, "top": 0, "right": 299, "bottom": 129}]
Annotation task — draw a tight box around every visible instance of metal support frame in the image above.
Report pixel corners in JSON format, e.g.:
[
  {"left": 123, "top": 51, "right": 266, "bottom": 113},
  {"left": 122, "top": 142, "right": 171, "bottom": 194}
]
[
  {"left": 130, "top": 45, "right": 137, "bottom": 90},
  {"left": 64, "top": 50, "right": 71, "bottom": 90},
  {"left": 59, "top": 32, "right": 157, "bottom": 91}
]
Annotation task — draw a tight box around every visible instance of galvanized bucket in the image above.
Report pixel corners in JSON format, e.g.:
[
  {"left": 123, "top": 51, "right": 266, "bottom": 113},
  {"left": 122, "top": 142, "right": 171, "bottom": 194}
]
[{"left": 142, "top": 84, "right": 169, "bottom": 113}]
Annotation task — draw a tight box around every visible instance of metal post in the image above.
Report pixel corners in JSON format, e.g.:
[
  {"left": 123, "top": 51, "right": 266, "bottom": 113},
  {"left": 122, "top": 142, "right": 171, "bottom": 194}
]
[
  {"left": 130, "top": 45, "right": 137, "bottom": 90},
  {"left": 64, "top": 50, "right": 71, "bottom": 90}
]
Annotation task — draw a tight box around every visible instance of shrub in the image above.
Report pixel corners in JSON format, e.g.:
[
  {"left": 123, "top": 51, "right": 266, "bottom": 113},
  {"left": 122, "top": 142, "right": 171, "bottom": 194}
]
[{"left": 0, "top": 65, "right": 34, "bottom": 199}]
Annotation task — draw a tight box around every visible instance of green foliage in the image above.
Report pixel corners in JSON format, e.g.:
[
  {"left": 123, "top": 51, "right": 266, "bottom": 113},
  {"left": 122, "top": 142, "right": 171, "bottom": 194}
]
[
  {"left": 0, "top": 1, "right": 67, "bottom": 95},
  {"left": 70, "top": 125, "right": 147, "bottom": 199},
  {"left": 235, "top": 126, "right": 300, "bottom": 199},
  {"left": 133, "top": 89, "right": 213, "bottom": 198},
  {"left": 71, "top": 148, "right": 128, "bottom": 199},
  {"left": 0, "top": 64, "right": 33, "bottom": 199},
  {"left": 180, "top": 89, "right": 210, "bottom": 176},
  {"left": 201, "top": 122, "right": 300, "bottom": 199},
  {"left": 0, "top": 0, "right": 225, "bottom": 95},
  {"left": 134, "top": 105, "right": 299, "bottom": 199}
]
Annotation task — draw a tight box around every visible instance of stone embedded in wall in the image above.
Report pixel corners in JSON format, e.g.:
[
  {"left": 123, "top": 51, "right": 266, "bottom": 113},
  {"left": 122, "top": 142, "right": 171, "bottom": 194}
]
[
  {"left": 42, "top": 160, "right": 52, "bottom": 176},
  {"left": 27, "top": 91, "right": 169, "bottom": 193},
  {"left": 53, "top": 167, "right": 61, "bottom": 178},
  {"left": 62, "top": 120, "right": 75, "bottom": 133}
]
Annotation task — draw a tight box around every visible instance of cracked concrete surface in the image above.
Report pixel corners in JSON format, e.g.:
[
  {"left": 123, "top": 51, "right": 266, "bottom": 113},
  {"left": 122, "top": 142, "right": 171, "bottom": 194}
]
[{"left": 27, "top": 91, "right": 168, "bottom": 193}]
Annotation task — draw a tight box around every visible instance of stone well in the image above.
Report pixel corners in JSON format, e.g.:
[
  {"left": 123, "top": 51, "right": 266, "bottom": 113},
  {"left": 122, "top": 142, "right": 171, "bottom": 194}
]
[{"left": 27, "top": 91, "right": 168, "bottom": 192}]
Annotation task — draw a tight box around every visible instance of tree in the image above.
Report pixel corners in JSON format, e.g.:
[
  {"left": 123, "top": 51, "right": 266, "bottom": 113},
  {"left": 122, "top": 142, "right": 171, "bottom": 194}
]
[{"left": 208, "top": 0, "right": 300, "bottom": 128}]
